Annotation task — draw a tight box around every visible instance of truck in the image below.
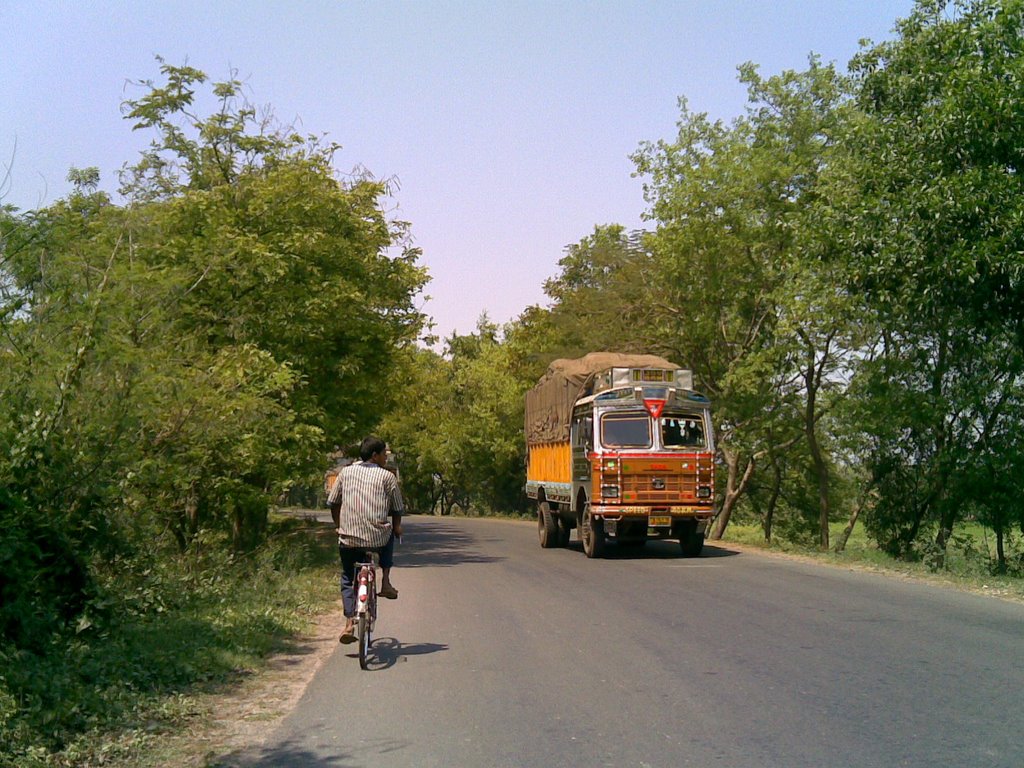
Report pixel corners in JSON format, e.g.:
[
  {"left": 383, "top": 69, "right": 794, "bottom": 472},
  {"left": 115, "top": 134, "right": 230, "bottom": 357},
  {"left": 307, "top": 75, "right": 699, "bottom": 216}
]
[{"left": 524, "top": 352, "right": 715, "bottom": 558}]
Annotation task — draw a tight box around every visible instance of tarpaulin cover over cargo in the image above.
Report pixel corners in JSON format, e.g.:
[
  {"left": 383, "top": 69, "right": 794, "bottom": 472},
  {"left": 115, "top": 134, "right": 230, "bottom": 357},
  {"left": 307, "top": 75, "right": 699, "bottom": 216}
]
[{"left": 525, "top": 352, "right": 679, "bottom": 445}]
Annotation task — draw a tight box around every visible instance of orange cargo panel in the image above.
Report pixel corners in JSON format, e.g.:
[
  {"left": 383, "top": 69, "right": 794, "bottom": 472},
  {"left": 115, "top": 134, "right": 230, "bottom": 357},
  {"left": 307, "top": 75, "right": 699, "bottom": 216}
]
[{"left": 526, "top": 442, "right": 572, "bottom": 484}]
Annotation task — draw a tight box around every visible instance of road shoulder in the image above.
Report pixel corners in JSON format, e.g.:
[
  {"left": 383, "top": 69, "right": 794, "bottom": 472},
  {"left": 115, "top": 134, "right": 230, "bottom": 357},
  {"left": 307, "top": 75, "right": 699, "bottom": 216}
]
[{"left": 153, "top": 610, "right": 341, "bottom": 767}]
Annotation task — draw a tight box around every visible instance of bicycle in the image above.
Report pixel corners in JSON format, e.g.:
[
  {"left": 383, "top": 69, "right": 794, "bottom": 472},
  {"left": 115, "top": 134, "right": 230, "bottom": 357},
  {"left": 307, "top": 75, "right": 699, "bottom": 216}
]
[{"left": 353, "top": 552, "right": 379, "bottom": 669}]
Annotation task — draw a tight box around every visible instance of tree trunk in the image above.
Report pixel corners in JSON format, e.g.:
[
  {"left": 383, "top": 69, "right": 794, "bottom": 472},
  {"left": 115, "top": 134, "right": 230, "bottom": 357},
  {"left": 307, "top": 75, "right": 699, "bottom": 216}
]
[
  {"left": 231, "top": 499, "right": 243, "bottom": 550},
  {"left": 710, "top": 449, "right": 739, "bottom": 540},
  {"left": 933, "top": 503, "right": 959, "bottom": 569},
  {"left": 186, "top": 483, "right": 200, "bottom": 539},
  {"left": 171, "top": 515, "right": 188, "bottom": 553},
  {"left": 834, "top": 502, "right": 862, "bottom": 553},
  {"left": 804, "top": 352, "right": 830, "bottom": 550},
  {"left": 711, "top": 446, "right": 756, "bottom": 540},
  {"left": 764, "top": 453, "right": 781, "bottom": 543},
  {"left": 231, "top": 494, "right": 268, "bottom": 552},
  {"left": 892, "top": 502, "right": 928, "bottom": 560},
  {"left": 926, "top": 335, "right": 955, "bottom": 566}
]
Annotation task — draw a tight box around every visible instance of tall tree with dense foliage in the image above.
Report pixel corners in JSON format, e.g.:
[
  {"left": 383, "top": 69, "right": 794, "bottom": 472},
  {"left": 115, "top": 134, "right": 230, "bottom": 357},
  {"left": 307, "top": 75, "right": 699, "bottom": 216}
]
[
  {"left": 378, "top": 345, "right": 455, "bottom": 514},
  {"left": 121, "top": 61, "right": 427, "bottom": 443},
  {"left": 541, "top": 224, "right": 656, "bottom": 356},
  {"left": 383, "top": 319, "right": 532, "bottom": 516},
  {"left": 632, "top": 92, "right": 785, "bottom": 540},
  {"left": 0, "top": 59, "right": 427, "bottom": 658},
  {"left": 633, "top": 59, "right": 853, "bottom": 544},
  {"left": 745, "top": 60, "right": 863, "bottom": 549},
  {"left": 821, "top": 0, "right": 1024, "bottom": 561}
]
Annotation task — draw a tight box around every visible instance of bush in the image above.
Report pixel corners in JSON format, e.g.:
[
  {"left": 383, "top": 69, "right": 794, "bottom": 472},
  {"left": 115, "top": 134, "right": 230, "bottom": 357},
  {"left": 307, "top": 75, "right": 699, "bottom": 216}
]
[{"left": 0, "top": 516, "right": 336, "bottom": 767}]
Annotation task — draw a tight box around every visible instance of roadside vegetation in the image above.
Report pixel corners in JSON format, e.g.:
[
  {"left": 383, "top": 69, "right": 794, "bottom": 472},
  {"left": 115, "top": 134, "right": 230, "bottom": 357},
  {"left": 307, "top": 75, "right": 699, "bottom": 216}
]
[
  {"left": 0, "top": 63, "right": 424, "bottom": 766},
  {"left": 0, "top": 514, "right": 337, "bottom": 767},
  {"left": 3, "top": 1, "right": 1024, "bottom": 765}
]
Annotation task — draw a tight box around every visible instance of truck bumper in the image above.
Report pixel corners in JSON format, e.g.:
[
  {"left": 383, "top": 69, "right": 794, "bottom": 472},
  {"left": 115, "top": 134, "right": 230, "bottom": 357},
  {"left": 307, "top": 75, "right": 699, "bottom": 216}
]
[
  {"left": 590, "top": 505, "right": 714, "bottom": 519},
  {"left": 591, "top": 506, "right": 713, "bottom": 540}
]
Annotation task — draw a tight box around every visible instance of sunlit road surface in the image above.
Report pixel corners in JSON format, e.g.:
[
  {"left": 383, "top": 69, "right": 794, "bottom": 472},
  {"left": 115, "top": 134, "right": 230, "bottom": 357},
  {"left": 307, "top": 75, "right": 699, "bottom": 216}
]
[{"left": 231, "top": 515, "right": 1024, "bottom": 768}]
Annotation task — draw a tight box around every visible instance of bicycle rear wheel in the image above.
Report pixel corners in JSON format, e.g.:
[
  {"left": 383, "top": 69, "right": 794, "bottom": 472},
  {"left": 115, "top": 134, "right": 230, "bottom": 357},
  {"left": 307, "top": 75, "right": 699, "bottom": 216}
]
[{"left": 357, "top": 613, "right": 370, "bottom": 669}]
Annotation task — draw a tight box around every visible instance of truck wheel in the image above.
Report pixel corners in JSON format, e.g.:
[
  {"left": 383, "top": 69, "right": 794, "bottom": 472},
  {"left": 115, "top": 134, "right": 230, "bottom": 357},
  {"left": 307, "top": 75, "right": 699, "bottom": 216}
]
[
  {"left": 680, "top": 530, "right": 705, "bottom": 557},
  {"left": 556, "top": 516, "right": 572, "bottom": 548},
  {"left": 538, "top": 501, "right": 558, "bottom": 548},
  {"left": 581, "top": 504, "right": 605, "bottom": 558}
]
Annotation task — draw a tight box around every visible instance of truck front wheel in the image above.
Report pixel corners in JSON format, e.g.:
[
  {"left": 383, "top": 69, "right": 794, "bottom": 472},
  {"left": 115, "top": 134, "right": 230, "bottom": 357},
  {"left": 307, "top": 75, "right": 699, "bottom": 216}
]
[
  {"left": 581, "top": 504, "right": 606, "bottom": 559},
  {"left": 538, "top": 501, "right": 558, "bottom": 548}
]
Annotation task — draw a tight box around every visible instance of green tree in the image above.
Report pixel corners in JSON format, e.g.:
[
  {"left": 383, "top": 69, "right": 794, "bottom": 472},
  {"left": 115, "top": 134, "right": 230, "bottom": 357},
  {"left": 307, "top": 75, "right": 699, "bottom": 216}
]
[
  {"left": 122, "top": 60, "right": 427, "bottom": 443},
  {"left": 0, "top": 58, "right": 428, "bottom": 650},
  {"left": 967, "top": 425, "right": 1024, "bottom": 573},
  {"left": 541, "top": 224, "right": 656, "bottom": 355},
  {"left": 633, "top": 59, "right": 852, "bottom": 543},
  {"left": 379, "top": 345, "right": 454, "bottom": 514},
  {"left": 383, "top": 318, "right": 535, "bottom": 517},
  {"left": 823, "top": 0, "right": 1024, "bottom": 562},
  {"left": 745, "top": 60, "right": 864, "bottom": 549}
]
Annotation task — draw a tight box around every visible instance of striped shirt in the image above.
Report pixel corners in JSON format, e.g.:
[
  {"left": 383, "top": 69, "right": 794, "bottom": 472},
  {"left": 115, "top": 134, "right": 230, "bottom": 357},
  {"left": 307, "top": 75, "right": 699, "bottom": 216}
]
[{"left": 327, "top": 461, "right": 404, "bottom": 548}]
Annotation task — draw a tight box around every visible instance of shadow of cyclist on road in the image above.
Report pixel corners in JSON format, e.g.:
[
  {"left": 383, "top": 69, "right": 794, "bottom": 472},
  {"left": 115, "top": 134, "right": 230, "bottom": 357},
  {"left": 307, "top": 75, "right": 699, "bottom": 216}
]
[{"left": 348, "top": 637, "right": 449, "bottom": 671}]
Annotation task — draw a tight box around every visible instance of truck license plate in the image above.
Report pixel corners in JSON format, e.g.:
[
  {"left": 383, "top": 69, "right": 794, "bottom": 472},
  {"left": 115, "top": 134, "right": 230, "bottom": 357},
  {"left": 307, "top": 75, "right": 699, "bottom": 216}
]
[{"left": 649, "top": 515, "right": 671, "bottom": 527}]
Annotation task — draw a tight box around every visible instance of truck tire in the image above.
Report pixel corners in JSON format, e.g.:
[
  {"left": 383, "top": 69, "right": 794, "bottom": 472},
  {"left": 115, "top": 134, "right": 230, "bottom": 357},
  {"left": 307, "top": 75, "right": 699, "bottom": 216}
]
[
  {"left": 581, "top": 503, "right": 605, "bottom": 559},
  {"left": 556, "top": 516, "right": 572, "bottom": 548},
  {"left": 680, "top": 529, "right": 705, "bottom": 557},
  {"left": 538, "top": 501, "right": 558, "bottom": 548}
]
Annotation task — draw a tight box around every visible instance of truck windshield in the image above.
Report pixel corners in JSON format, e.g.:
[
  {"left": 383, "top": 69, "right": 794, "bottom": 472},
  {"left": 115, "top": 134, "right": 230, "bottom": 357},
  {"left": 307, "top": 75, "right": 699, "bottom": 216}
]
[
  {"left": 601, "top": 413, "right": 651, "bottom": 447},
  {"left": 661, "top": 415, "right": 705, "bottom": 449}
]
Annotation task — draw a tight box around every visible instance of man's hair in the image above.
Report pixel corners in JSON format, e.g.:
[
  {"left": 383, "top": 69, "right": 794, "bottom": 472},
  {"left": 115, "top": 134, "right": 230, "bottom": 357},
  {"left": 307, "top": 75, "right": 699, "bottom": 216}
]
[{"left": 359, "top": 436, "right": 387, "bottom": 461}]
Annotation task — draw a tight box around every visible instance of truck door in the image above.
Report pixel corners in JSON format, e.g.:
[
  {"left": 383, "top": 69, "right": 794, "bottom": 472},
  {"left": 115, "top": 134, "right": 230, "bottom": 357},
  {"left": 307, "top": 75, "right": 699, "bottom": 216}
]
[{"left": 570, "top": 412, "right": 593, "bottom": 501}]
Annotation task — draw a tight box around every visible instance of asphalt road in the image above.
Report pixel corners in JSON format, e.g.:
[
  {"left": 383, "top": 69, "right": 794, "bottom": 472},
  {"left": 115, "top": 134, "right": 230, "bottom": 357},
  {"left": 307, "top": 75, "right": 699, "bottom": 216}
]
[{"left": 232, "top": 515, "right": 1024, "bottom": 768}]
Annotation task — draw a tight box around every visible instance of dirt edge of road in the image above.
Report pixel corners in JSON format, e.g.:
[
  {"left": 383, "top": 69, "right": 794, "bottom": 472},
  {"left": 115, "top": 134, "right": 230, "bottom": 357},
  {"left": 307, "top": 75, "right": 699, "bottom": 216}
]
[
  {"left": 159, "top": 610, "right": 341, "bottom": 767},
  {"left": 716, "top": 539, "right": 1024, "bottom": 604}
]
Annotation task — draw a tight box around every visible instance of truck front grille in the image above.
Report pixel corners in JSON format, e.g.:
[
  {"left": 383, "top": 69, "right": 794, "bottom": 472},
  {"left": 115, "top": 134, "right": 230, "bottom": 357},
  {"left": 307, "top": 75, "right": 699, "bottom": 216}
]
[{"left": 596, "top": 456, "right": 714, "bottom": 503}]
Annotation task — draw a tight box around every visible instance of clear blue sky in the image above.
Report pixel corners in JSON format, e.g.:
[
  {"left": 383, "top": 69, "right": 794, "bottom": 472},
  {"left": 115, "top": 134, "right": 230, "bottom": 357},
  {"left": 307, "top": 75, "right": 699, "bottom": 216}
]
[{"left": 2, "top": 1, "right": 915, "bottom": 344}]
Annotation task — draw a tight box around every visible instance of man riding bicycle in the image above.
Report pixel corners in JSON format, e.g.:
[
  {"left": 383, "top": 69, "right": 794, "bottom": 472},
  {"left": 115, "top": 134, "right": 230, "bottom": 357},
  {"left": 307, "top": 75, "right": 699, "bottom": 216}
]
[{"left": 327, "top": 436, "right": 403, "bottom": 644}]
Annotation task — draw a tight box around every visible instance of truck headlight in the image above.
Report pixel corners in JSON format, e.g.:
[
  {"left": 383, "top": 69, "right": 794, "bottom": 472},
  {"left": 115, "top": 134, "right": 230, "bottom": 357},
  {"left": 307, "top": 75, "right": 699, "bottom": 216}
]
[
  {"left": 697, "top": 486, "right": 711, "bottom": 498},
  {"left": 601, "top": 484, "right": 620, "bottom": 499}
]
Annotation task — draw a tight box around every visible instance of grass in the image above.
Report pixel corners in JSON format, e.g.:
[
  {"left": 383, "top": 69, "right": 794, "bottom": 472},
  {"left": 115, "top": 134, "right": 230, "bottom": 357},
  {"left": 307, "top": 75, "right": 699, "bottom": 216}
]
[
  {"left": 720, "top": 520, "right": 1024, "bottom": 602},
  {"left": 0, "top": 513, "right": 339, "bottom": 768}
]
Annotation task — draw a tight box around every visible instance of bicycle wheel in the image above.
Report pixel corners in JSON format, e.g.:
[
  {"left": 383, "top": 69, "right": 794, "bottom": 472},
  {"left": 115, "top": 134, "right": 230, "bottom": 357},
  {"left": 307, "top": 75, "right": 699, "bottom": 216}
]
[
  {"left": 357, "top": 613, "right": 370, "bottom": 669},
  {"left": 369, "top": 588, "right": 377, "bottom": 633}
]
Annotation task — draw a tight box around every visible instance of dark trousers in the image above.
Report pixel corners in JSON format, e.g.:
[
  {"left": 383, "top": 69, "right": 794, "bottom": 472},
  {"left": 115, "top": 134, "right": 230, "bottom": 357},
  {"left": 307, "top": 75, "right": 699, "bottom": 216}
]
[{"left": 339, "top": 534, "right": 395, "bottom": 618}]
